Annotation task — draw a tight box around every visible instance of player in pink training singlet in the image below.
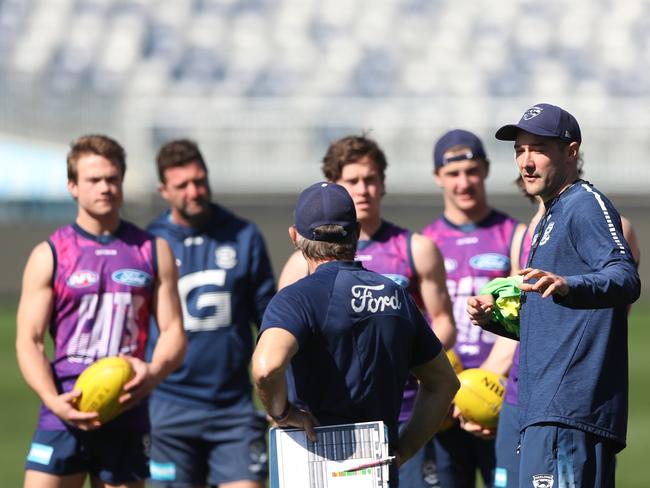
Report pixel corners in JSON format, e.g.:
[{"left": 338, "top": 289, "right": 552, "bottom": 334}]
[{"left": 16, "top": 134, "right": 186, "bottom": 488}]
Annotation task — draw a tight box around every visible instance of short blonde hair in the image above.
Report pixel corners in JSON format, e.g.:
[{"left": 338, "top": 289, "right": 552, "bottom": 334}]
[{"left": 295, "top": 225, "right": 357, "bottom": 261}]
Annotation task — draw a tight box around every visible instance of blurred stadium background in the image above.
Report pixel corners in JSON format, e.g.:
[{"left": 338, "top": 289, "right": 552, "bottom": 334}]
[{"left": 0, "top": 0, "right": 648, "bottom": 485}]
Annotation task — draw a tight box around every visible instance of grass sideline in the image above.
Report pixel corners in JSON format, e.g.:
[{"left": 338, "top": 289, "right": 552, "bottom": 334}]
[{"left": 1, "top": 302, "right": 649, "bottom": 486}]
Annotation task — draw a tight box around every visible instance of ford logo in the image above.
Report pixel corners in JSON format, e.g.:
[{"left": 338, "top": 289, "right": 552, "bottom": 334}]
[
  {"left": 111, "top": 269, "right": 152, "bottom": 287},
  {"left": 469, "top": 253, "right": 510, "bottom": 271}
]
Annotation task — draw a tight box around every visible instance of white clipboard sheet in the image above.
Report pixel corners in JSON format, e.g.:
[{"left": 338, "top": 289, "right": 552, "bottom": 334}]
[{"left": 269, "top": 420, "right": 390, "bottom": 488}]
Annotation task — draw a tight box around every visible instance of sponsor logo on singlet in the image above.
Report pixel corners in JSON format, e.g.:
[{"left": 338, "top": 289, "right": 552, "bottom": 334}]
[
  {"left": 456, "top": 236, "right": 479, "bottom": 246},
  {"left": 350, "top": 284, "right": 402, "bottom": 313},
  {"left": 469, "top": 253, "right": 510, "bottom": 271},
  {"left": 111, "top": 268, "right": 152, "bottom": 287},
  {"left": 95, "top": 249, "right": 117, "bottom": 256},
  {"left": 67, "top": 270, "right": 99, "bottom": 288}
]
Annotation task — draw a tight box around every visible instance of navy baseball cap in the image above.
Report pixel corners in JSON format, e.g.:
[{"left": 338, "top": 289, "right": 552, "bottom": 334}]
[
  {"left": 433, "top": 129, "right": 487, "bottom": 169},
  {"left": 495, "top": 103, "right": 581, "bottom": 143},
  {"left": 294, "top": 182, "right": 357, "bottom": 242}
]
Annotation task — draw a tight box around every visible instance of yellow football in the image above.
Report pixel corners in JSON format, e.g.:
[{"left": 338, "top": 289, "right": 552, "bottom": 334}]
[
  {"left": 74, "top": 356, "right": 134, "bottom": 424},
  {"left": 454, "top": 368, "right": 506, "bottom": 428}
]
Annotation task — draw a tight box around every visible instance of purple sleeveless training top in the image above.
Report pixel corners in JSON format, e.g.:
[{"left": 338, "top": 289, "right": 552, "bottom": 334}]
[
  {"left": 422, "top": 211, "right": 518, "bottom": 370},
  {"left": 356, "top": 221, "right": 424, "bottom": 421},
  {"left": 39, "top": 221, "right": 155, "bottom": 430}
]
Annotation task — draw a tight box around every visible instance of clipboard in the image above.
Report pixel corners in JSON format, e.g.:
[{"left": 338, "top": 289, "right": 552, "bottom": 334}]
[{"left": 269, "top": 420, "right": 391, "bottom": 488}]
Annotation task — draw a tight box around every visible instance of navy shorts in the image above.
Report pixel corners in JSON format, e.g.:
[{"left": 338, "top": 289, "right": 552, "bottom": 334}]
[
  {"left": 519, "top": 423, "right": 617, "bottom": 488},
  {"left": 493, "top": 402, "right": 520, "bottom": 488},
  {"left": 148, "top": 396, "right": 268, "bottom": 486},
  {"left": 25, "top": 428, "right": 149, "bottom": 484}
]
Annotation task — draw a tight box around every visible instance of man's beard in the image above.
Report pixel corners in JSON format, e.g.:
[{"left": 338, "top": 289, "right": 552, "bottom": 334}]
[{"left": 179, "top": 200, "right": 212, "bottom": 227}]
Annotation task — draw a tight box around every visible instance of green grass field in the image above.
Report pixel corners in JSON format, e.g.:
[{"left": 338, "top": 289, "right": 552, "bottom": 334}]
[{"left": 2, "top": 301, "right": 649, "bottom": 486}]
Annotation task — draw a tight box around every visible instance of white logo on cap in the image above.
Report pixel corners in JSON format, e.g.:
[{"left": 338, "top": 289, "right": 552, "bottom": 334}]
[{"left": 523, "top": 106, "right": 543, "bottom": 120}]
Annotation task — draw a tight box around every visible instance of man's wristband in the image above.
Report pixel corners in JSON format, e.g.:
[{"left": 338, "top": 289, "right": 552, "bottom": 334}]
[{"left": 270, "top": 403, "right": 292, "bottom": 423}]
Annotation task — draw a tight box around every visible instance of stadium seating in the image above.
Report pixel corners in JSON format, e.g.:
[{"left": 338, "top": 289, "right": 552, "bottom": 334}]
[
  {"left": 3, "top": 0, "right": 650, "bottom": 98},
  {"left": 1, "top": 0, "right": 649, "bottom": 196}
]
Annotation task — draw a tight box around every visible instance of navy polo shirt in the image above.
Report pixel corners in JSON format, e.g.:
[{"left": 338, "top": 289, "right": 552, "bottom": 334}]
[{"left": 260, "top": 260, "right": 442, "bottom": 448}]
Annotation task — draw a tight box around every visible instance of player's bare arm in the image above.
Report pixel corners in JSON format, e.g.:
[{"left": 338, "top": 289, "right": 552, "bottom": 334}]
[
  {"left": 16, "top": 242, "right": 100, "bottom": 431},
  {"left": 121, "top": 238, "right": 186, "bottom": 409},
  {"left": 252, "top": 327, "right": 319, "bottom": 441},
  {"left": 411, "top": 233, "right": 456, "bottom": 349},
  {"left": 397, "top": 351, "right": 460, "bottom": 466},
  {"left": 480, "top": 336, "right": 518, "bottom": 377},
  {"left": 277, "top": 247, "right": 309, "bottom": 290},
  {"left": 509, "top": 222, "right": 528, "bottom": 275}
]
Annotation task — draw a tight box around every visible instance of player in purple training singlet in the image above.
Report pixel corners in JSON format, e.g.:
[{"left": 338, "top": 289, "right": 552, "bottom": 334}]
[
  {"left": 421, "top": 129, "right": 524, "bottom": 488},
  {"left": 16, "top": 135, "right": 186, "bottom": 488},
  {"left": 279, "top": 136, "right": 455, "bottom": 488}
]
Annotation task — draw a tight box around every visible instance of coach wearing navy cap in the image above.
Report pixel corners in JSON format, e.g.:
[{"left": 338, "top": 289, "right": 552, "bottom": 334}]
[
  {"left": 253, "top": 182, "right": 459, "bottom": 486},
  {"left": 469, "top": 103, "right": 640, "bottom": 487}
]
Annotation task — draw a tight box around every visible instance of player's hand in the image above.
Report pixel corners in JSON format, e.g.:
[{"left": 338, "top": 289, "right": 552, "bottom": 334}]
[
  {"left": 518, "top": 268, "right": 569, "bottom": 298},
  {"left": 48, "top": 390, "right": 101, "bottom": 431},
  {"left": 274, "top": 404, "right": 320, "bottom": 443},
  {"left": 467, "top": 294, "right": 495, "bottom": 326},
  {"left": 453, "top": 406, "right": 495, "bottom": 439},
  {"left": 119, "top": 355, "right": 157, "bottom": 410}
]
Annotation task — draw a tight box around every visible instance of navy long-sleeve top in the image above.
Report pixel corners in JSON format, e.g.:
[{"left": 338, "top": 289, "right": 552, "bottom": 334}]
[{"left": 488, "top": 180, "right": 640, "bottom": 451}]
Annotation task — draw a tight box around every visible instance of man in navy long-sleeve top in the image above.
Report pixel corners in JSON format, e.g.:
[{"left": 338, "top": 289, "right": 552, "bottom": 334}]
[{"left": 467, "top": 103, "right": 640, "bottom": 488}]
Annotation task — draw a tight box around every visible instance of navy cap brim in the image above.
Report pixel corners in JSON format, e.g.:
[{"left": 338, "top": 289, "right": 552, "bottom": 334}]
[
  {"left": 495, "top": 123, "right": 565, "bottom": 141},
  {"left": 494, "top": 124, "right": 518, "bottom": 141}
]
